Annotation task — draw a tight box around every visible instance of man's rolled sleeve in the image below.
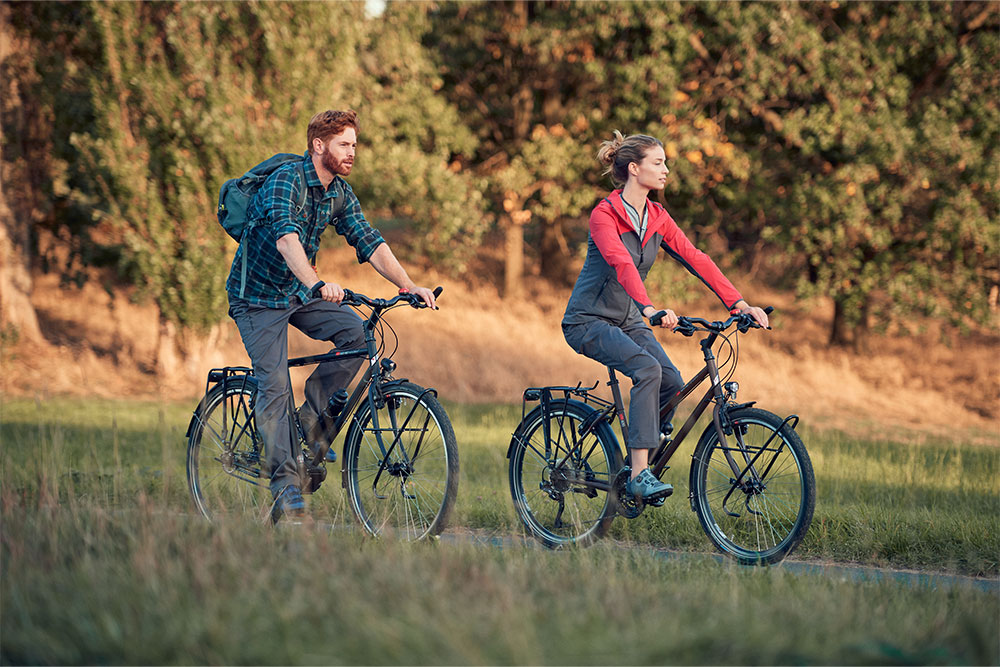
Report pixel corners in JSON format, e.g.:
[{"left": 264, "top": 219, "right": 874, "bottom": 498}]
[
  {"left": 267, "top": 171, "right": 305, "bottom": 240},
  {"left": 335, "top": 191, "right": 385, "bottom": 263}
]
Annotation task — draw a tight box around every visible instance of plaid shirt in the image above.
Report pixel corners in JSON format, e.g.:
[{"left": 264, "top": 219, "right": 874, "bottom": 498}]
[{"left": 226, "top": 153, "right": 384, "bottom": 308}]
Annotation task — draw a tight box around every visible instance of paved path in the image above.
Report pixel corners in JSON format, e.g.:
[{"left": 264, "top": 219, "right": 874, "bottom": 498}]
[{"left": 439, "top": 531, "right": 1000, "bottom": 594}]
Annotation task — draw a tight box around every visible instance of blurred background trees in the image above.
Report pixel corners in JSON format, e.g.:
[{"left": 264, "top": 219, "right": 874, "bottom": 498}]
[{"left": 3, "top": 0, "right": 996, "bottom": 351}]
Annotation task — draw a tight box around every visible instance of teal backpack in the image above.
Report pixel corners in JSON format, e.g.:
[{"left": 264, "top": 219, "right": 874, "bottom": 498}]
[
  {"left": 217, "top": 153, "right": 307, "bottom": 298},
  {"left": 217, "top": 153, "right": 307, "bottom": 242}
]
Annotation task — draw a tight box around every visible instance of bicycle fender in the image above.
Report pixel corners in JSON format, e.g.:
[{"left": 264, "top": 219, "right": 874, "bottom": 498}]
[
  {"left": 185, "top": 375, "right": 259, "bottom": 439},
  {"left": 506, "top": 399, "right": 616, "bottom": 459}
]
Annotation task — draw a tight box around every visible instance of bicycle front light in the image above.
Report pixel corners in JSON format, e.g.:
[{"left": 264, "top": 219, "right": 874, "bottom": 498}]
[{"left": 724, "top": 381, "right": 739, "bottom": 399}]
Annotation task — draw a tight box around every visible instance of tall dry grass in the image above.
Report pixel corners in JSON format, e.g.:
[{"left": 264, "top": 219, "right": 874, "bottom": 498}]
[{"left": 2, "top": 396, "right": 998, "bottom": 664}]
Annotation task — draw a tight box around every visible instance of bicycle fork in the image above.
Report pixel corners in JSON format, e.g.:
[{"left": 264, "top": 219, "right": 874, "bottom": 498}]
[{"left": 369, "top": 385, "right": 437, "bottom": 500}]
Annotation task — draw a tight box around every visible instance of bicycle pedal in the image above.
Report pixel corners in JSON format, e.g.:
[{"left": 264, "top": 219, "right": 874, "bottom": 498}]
[{"left": 648, "top": 489, "right": 672, "bottom": 508}]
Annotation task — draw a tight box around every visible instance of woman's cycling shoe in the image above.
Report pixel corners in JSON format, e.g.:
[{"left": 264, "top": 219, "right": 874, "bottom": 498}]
[{"left": 627, "top": 468, "right": 673, "bottom": 502}]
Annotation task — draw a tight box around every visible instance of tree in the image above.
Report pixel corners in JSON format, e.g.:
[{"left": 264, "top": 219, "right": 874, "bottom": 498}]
[
  {"left": 2, "top": 2, "right": 105, "bottom": 343},
  {"left": 59, "top": 1, "right": 484, "bottom": 375},
  {"left": 427, "top": 1, "right": 753, "bottom": 296},
  {"left": 683, "top": 1, "right": 999, "bottom": 344}
]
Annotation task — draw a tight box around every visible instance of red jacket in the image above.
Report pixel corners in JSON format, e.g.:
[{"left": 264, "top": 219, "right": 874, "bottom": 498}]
[{"left": 563, "top": 190, "right": 742, "bottom": 327}]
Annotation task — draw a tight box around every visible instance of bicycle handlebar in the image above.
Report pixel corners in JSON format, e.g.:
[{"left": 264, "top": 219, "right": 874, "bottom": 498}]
[
  {"left": 341, "top": 285, "right": 443, "bottom": 310},
  {"left": 665, "top": 306, "right": 774, "bottom": 337}
]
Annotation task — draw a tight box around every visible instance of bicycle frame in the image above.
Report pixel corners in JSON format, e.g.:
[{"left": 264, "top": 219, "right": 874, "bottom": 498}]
[
  {"left": 291, "top": 306, "right": 427, "bottom": 481},
  {"left": 524, "top": 324, "right": 767, "bottom": 496}
]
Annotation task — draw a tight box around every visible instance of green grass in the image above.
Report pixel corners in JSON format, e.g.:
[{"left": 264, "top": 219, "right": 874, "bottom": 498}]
[
  {"left": 447, "top": 400, "right": 1000, "bottom": 576},
  {"left": 2, "top": 397, "right": 998, "bottom": 664}
]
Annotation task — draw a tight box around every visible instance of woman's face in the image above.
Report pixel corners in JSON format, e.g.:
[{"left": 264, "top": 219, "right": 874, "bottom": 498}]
[{"left": 629, "top": 145, "right": 669, "bottom": 191}]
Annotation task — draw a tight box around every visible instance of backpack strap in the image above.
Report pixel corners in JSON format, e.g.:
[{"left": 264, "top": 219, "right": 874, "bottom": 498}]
[{"left": 238, "top": 162, "right": 310, "bottom": 299}]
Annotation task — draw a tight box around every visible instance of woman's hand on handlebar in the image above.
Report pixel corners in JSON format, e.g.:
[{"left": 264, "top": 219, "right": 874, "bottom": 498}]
[
  {"left": 644, "top": 305, "right": 677, "bottom": 328},
  {"left": 733, "top": 301, "right": 770, "bottom": 329}
]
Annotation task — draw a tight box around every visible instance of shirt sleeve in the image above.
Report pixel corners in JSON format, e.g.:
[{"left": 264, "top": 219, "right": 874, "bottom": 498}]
[
  {"left": 590, "top": 203, "right": 654, "bottom": 309},
  {"left": 659, "top": 215, "right": 743, "bottom": 310},
  {"left": 334, "top": 188, "right": 385, "bottom": 264},
  {"left": 266, "top": 168, "right": 306, "bottom": 241}
]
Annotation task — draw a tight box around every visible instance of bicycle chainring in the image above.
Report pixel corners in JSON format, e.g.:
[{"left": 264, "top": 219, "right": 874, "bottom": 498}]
[{"left": 612, "top": 467, "right": 645, "bottom": 519}]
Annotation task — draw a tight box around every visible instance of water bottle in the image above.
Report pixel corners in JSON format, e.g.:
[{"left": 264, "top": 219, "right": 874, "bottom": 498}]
[{"left": 322, "top": 389, "right": 349, "bottom": 423}]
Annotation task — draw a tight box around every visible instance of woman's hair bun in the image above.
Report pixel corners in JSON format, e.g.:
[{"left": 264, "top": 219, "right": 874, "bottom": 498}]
[{"left": 597, "top": 130, "right": 626, "bottom": 166}]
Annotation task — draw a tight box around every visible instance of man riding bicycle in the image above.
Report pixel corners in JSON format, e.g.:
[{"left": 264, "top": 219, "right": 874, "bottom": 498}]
[{"left": 226, "top": 109, "right": 437, "bottom": 523}]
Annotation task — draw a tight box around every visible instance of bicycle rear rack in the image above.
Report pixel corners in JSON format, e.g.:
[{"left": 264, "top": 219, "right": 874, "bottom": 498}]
[
  {"left": 204, "top": 366, "right": 254, "bottom": 397},
  {"left": 520, "top": 381, "right": 608, "bottom": 421}
]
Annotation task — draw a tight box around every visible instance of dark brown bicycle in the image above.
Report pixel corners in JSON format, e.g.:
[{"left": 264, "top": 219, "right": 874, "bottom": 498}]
[{"left": 507, "top": 307, "right": 815, "bottom": 564}]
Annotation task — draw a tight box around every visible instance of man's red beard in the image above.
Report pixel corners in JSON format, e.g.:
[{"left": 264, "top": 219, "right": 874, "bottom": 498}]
[{"left": 321, "top": 150, "right": 353, "bottom": 176}]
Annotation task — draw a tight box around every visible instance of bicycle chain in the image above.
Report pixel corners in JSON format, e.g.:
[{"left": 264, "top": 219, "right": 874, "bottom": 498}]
[{"left": 612, "top": 468, "right": 645, "bottom": 519}]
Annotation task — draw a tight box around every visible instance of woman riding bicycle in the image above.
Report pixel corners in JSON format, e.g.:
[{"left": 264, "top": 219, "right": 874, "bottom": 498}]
[{"left": 561, "top": 131, "right": 769, "bottom": 502}]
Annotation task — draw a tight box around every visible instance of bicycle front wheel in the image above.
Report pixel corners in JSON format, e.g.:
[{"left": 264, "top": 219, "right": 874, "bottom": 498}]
[
  {"left": 690, "top": 407, "right": 815, "bottom": 565},
  {"left": 508, "top": 399, "right": 623, "bottom": 549},
  {"left": 343, "top": 382, "right": 458, "bottom": 540},
  {"left": 186, "top": 377, "right": 271, "bottom": 522}
]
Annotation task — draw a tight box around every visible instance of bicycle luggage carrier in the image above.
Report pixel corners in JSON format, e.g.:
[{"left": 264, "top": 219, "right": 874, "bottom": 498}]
[
  {"left": 204, "top": 366, "right": 254, "bottom": 396},
  {"left": 520, "top": 381, "right": 612, "bottom": 421}
]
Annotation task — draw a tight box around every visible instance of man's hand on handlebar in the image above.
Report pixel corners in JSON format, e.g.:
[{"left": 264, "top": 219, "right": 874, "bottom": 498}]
[
  {"left": 644, "top": 306, "right": 678, "bottom": 328},
  {"left": 406, "top": 285, "right": 438, "bottom": 310},
  {"left": 311, "top": 280, "right": 345, "bottom": 304}
]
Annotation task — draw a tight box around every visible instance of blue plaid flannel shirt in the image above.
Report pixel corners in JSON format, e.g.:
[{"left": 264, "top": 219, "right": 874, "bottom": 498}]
[{"left": 226, "top": 153, "right": 385, "bottom": 308}]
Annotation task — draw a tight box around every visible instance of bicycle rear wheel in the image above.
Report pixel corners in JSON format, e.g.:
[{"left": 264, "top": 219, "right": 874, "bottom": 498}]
[
  {"left": 690, "top": 407, "right": 815, "bottom": 565},
  {"left": 186, "top": 377, "right": 271, "bottom": 522},
  {"left": 343, "top": 382, "right": 458, "bottom": 540},
  {"left": 508, "top": 399, "right": 622, "bottom": 549}
]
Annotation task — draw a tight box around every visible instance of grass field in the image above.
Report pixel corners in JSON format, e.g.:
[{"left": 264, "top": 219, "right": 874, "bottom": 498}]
[{"left": 2, "top": 397, "right": 998, "bottom": 665}]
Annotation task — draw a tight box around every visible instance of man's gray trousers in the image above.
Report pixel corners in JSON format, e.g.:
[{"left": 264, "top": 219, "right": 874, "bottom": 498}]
[{"left": 229, "top": 296, "right": 364, "bottom": 493}]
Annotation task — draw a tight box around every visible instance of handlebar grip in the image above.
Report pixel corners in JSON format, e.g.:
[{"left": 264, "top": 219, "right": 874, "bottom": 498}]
[
  {"left": 649, "top": 310, "right": 667, "bottom": 326},
  {"left": 764, "top": 306, "right": 774, "bottom": 315},
  {"left": 409, "top": 285, "right": 444, "bottom": 309}
]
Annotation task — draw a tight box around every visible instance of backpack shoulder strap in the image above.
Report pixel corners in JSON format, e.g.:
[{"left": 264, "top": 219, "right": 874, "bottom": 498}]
[{"left": 295, "top": 161, "right": 308, "bottom": 215}]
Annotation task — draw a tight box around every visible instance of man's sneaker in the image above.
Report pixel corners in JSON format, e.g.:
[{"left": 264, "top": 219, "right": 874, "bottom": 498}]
[
  {"left": 297, "top": 408, "right": 337, "bottom": 463},
  {"left": 271, "top": 485, "right": 306, "bottom": 524},
  {"left": 626, "top": 468, "right": 673, "bottom": 502}
]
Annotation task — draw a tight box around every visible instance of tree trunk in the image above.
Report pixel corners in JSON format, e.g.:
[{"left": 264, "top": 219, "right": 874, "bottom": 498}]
[
  {"left": 0, "top": 5, "right": 43, "bottom": 344},
  {"left": 829, "top": 297, "right": 870, "bottom": 350},
  {"left": 504, "top": 214, "right": 525, "bottom": 298},
  {"left": 0, "top": 213, "right": 42, "bottom": 343},
  {"left": 539, "top": 217, "right": 574, "bottom": 286}
]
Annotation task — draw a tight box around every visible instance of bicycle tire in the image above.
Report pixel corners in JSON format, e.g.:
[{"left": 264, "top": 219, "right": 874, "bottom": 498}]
[
  {"left": 508, "top": 399, "right": 623, "bottom": 549},
  {"left": 343, "top": 381, "right": 458, "bottom": 540},
  {"left": 186, "top": 377, "right": 271, "bottom": 522},
  {"left": 689, "top": 407, "right": 815, "bottom": 565}
]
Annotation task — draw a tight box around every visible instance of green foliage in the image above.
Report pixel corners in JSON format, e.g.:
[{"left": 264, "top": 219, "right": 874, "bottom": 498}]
[
  {"left": 683, "top": 2, "right": 999, "bottom": 341},
  {"left": 14, "top": 1, "right": 485, "bottom": 330},
  {"left": 7, "top": 1, "right": 997, "bottom": 340}
]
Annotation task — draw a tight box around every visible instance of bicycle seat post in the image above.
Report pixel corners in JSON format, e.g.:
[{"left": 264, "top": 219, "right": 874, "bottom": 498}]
[{"left": 606, "top": 368, "right": 628, "bottom": 437}]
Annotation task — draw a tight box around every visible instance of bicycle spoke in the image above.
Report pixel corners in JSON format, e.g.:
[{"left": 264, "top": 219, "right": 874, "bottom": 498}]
[
  {"left": 691, "top": 409, "right": 814, "bottom": 564},
  {"left": 345, "top": 384, "right": 457, "bottom": 540}
]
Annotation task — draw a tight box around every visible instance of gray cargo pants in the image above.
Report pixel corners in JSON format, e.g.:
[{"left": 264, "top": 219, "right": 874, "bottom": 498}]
[
  {"left": 563, "top": 319, "right": 683, "bottom": 450},
  {"left": 228, "top": 296, "right": 365, "bottom": 494}
]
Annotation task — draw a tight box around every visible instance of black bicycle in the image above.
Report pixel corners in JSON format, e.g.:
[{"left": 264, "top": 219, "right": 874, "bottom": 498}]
[
  {"left": 186, "top": 287, "right": 458, "bottom": 540},
  {"left": 507, "top": 308, "right": 815, "bottom": 564}
]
